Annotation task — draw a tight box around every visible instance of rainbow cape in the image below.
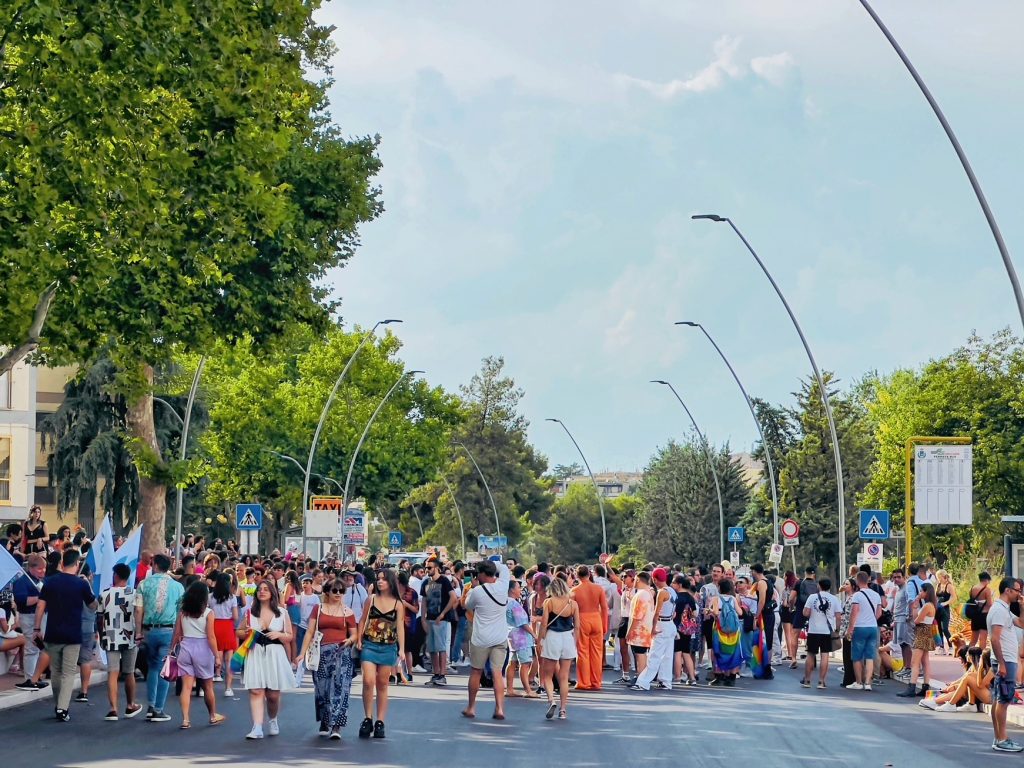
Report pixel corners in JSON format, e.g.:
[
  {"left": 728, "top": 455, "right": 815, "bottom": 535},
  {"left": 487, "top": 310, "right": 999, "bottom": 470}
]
[
  {"left": 748, "top": 614, "right": 771, "bottom": 679},
  {"left": 713, "top": 616, "right": 744, "bottom": 671}
]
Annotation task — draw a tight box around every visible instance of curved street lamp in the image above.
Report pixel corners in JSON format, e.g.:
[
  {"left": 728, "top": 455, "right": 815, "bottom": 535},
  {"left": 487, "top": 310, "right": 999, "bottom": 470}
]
[
  {"left": 651, "top": 380, "right": 726, "bottom": 562},
  {"left": 340, "top": 370, "right": 422, "bottom": 557},
  {"left": 301, "top": 319, "right": 401, "bottom": 550},
  {"left": 266, "top": 449, "right": 343, "bottom": 492},
  {"left": 676, "top": 321, "right": 780, "bottom": 545},
  {"left": 546, "top": 418, "right": 608, "bottom": 557},
  {"left": 455, "top": 442, "right": 501, "bottom": 541},
  {"left": 858, "top": 0, "right": 1024, "bottom": 333},
  {"left": 171, "top": 356, "right": 206, "bottom": 565},
  {"left": 440, "top": 474, "right": 467, "bottom": 561},
  {"left": 692, "top": 214, "right": 847, "bottom": 574}
]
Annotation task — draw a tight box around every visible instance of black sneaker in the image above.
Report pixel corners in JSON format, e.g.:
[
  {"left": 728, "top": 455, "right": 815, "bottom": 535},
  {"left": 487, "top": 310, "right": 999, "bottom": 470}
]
[
  {"left": 358, "top": 717, "right": 373, "bottom": 739},
  {"left": 75, "top": 693, "right": 89, "bottom": 703},
  {"left": 709, "top": 676, "right": 724, "bottom": 687},
  {"left": 104, "top": 710, "right": 119, "bottom": 721},
  {"left": 149, "top": 711, "right": 172, "bottom": 722},
  {"left": 35, "top": 680, "right": 50, "bottom": 690},
  {"left": 15, "top": 680, "right": 39, "bottom": 691},
  {"left": 434, "top": 675, "right": 448, "bottom": 687},
  {"left": 56, "top": 709, "right": 70, "bottom": 722},
  {"left": 145, "top": 706, "right": 157, "bottom": 720},
  {"left": 373, "top": 720, "right": 386, "bottom": 739},
  {"left": 424, "top": 675, "right": 438, "bottom": 686}
]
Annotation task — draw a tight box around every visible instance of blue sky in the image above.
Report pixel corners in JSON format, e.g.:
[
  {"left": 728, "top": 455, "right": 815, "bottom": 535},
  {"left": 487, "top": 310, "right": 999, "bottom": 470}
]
[{"left": 318, "top": 0, "right": 1024, "bottom": 472}]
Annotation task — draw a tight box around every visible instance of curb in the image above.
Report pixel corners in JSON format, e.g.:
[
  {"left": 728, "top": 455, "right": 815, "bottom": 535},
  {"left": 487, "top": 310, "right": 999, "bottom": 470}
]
[{"left": 0, "top": 670, "right": 108, "bottom": 713}]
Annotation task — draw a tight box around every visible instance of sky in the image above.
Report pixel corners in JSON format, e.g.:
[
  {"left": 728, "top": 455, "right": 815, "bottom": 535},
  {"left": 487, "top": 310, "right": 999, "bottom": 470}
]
[{"left": 316, "top": 0, "right": 1024, "bottom": 473}]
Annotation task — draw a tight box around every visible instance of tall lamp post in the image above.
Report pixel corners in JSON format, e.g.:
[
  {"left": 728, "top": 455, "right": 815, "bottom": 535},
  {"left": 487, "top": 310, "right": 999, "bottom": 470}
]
[
  {"left": 166, "top": 356, "right": 206, "bottom": 565},
  {"left": 651, "top": 380, "right": 726, "bottom": 562},
  {"left": 266, "top": 450, "right": 343, "bottom": 492},
  {"left": 341, "top": 370, "right": 422, "bottom": 558},
  {"left": 545, "top": 418, "right": 608, "bottom": 557},
  {"left": 692, "top": 214, "right": 848, "bottom": 576},
  {"left": 440, "top": 474, "right": 467, "bottom": 561},
  {"left": 858, "top": 0, "right": 1024, "bottom": 333},
  {"left": 455, "top": 442, "right": 501, "bottom": 541},
  {"left": 676, "top": 322, "right": 780, "bottom": 545},
  {"left": 301, "top": 319, "right": 401, "bottom": 551}
]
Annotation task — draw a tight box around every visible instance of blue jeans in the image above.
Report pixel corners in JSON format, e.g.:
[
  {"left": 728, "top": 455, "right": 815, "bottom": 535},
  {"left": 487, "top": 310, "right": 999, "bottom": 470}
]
[
  {"left": 145, "top": 628, "right": 173, "bottom": 711},
  {"left": 451, "top": 615, "right": 468, "bottom": 663}
]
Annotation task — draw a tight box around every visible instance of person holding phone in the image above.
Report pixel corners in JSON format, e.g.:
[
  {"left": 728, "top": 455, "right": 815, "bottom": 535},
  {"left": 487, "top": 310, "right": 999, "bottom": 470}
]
[{"left": 988, "top": 578, "right": 1024, "bottom": 752}]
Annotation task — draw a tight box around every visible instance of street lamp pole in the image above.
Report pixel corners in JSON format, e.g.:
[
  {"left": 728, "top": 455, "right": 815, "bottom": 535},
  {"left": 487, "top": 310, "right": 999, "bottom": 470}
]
[
  {"left": 302, "top": 319, "right": 401, "bottom": 552},
  {"left": 266, "top": 450, "right": 343, "bottom": 492},
  {"left": 173, "top": 356, "right": 206, "bottom": 565},
  {"left": 692, "top": 214, "right": 848, "bottom": 576},
  {"left": 651, "top": 380, "right": 726, "bottom": 562},
  {"left": 341, "top": 370, "right": 422, "bottom": 558},
  {"left": 546, "top": 418, "right": 608, "bottom": 557},
  {"left": 440, "top": 474, "right": 467, "bottom": 561},
  {"left": 455, "top": 442, "right": 501, "bottom": 541},
  {"left": 858, "top": 0, "right": 1024, "bottom": 334},
  {"left": 676, "top": 322, "right": 780, "bottom": 545}
]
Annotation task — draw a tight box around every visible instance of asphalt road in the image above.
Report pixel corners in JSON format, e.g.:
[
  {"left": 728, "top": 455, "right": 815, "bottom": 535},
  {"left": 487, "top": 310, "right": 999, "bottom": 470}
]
[{"left": 2, "top": 663, "right": 1015, "bottom": 768}]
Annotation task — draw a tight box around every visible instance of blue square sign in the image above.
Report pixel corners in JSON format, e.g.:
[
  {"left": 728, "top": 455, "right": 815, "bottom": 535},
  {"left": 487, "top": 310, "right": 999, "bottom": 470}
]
[
  {"left": 859, "top": 509, "right": 889, "bottom": 540},
  {"left": 236, "top": 503, "right": 263, "bottom": 530},
  {"left": 727, "top": 527, "right": 745, "bottom": 544}
]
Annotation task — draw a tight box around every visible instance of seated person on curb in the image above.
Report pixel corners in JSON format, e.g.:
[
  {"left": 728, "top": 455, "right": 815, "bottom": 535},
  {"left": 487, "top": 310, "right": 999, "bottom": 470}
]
[{"left": 919, "top": 647, "right": 993, "bottom": 712}]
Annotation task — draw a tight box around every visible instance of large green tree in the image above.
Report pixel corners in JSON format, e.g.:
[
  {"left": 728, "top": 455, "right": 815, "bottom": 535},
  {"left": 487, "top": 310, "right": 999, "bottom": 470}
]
[
  {"left": 861, "top": 330, "right": 1024, "bottom": 558},
  {"left": 529, "top": 483, "right": 639, "bottom": 564},
  {"left": 401, "top": 357, "right": 552, "bottom": 553},
  {"left": 1, "top": 1, "right": 382, "bottom": 551},
  {"left": 629, "top": 438, "right": 749, "bottom": 566}
]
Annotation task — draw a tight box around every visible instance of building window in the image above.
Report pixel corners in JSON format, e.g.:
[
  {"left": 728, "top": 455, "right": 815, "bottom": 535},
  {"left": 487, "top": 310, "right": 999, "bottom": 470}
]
[
  {"left": 0, "top": 437, "right": 10, "bottom": 502},
  {"left": 0, "top": 371, "right": 9, "bottom": 410}
]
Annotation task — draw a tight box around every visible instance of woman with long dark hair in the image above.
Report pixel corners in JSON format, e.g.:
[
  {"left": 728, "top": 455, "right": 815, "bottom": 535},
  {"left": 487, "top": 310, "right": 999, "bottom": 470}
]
[
  {"left": 172, "top": 581, "right": 224, "bottom": 728},
  {"left": 899, "top": 581, "right": 937, "bottom": 698},
  {"left": 296, "top": 578, "right": 357, "bottom": 740},
  {"left": 242, "top": 579, "right": 295, "bottom": 739},
  {"left": 780, "top": 570, "right": 798, "bottom": 667},
  {"left": 356, "top": 569, "right": 405, "bottom": 739},
  {"left": 21, "top": 505, "right": 47, "bottom": 554},
  {"left": 210, "top": 572, "right": 239, "bottom": 699}
]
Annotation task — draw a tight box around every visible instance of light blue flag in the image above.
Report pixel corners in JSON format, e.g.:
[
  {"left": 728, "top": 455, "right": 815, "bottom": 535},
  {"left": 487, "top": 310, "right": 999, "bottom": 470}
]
[
  {"left": 0, "top": 545, "right": 23, "bottom": 592},
  {"left": 85, "top": 516, "right": 116, "bottom": 593},
  {"left": 112, "top": 525, "right": 143, "bottom": 586}
]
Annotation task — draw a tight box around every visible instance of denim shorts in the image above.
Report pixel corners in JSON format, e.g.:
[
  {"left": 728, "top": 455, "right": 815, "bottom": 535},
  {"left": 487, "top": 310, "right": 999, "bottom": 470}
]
[
  {"left": 851, "top": 626, "right": 879, "bottom": 662},
  {"left": 993, "top": 662, "right": 1018, "bottom": 705}
]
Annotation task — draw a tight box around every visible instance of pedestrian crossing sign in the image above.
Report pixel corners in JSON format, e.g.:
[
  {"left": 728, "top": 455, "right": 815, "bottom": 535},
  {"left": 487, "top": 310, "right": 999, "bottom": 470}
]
[
  {"left": 859, "top": 509, "right": 889, "bottom": 540},
  {"left": 727, "top": 527, "right": 745, "bottom": 544},
  {"left": 235, "top": 503, "right": 263, "bottom": 530}
]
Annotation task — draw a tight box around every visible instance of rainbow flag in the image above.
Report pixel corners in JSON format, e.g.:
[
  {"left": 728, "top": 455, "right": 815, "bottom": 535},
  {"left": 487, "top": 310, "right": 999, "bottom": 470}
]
[
  {"left": 231, "top": 630, "right": 257, "bottom": 674},
  {"left": 713, "top": 617, "right": 744, "bottom": 671},
  {"left": 748, "top": 615, "right": 771, "bottom": 679}
]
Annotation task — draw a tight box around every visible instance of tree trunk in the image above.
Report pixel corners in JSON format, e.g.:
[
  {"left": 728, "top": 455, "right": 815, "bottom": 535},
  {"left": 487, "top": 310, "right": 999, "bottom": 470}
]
[
  {"left": 0, "top": 281, "right": 58, "bottom": 376},
  {"left": 125, "top": 365, "right": 167, "bottom": 555}
]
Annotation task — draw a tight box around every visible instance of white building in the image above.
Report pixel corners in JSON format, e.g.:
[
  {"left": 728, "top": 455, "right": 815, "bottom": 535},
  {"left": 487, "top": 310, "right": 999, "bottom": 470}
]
[{"left": 550, "top": 471, "right": 644, "bottom": 499}]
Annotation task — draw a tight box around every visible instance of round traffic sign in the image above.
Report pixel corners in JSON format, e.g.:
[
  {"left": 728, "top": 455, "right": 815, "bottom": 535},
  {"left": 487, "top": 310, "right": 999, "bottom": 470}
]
[
  {"left": 866, "top": 543, "right": 882, "bottom": 558},
  {"left": 781, "top": 518, "right": 800, "bottom": 539}
]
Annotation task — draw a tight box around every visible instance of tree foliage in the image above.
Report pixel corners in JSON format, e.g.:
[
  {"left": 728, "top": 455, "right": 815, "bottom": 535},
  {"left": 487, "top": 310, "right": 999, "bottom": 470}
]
[
  {"left": 628, "top": 438, "right": 750, "bottom": 566},
  {"left": 529, "top": 484, "right": 638, "bottom": 564}
]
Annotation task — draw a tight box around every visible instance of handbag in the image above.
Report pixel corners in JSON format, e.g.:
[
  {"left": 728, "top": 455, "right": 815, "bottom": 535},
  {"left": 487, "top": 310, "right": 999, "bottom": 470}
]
[
  {"left": 160, "top": 649, "right": 180, "bottom": 682},
  {"left": 819, "top": 595, "right": 842, "bottom": 653},
  {"left": 306, "top": 630, "right": 323, "bottom": 671}
]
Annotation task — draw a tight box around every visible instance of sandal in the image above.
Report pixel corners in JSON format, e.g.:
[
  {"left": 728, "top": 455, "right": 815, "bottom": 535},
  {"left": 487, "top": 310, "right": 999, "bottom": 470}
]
[
  {"left": 210, "top": 714, "right": 226, "bottom": 726},
  {"left": 545, "top": 702, "right": 557, "bottom": 720},
  {"left": 180, "top": 721, "right": 191, "bottom": 729},
  {"left": 558, "top": 709, "right": 567, "bottom": 720}
]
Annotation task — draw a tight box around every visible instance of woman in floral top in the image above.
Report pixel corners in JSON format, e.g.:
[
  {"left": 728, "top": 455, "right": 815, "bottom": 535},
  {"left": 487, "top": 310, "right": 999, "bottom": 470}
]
[
  {"left": 626, "top": 572, "right": 655, "bottom": 681},
  {"left": 355, "top": 570, "right": 404, "bottom": 740}
]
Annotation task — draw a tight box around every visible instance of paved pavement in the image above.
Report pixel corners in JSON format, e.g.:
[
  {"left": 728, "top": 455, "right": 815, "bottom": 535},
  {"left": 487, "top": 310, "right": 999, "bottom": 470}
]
[{"left": 1, "top": 661, "right": 1018, "bottom": 768}]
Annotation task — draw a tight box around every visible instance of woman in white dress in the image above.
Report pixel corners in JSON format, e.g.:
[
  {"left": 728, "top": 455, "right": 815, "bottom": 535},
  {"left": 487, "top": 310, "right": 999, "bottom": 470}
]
[{"left": 242, "top": 579, "right": 295, "bottom": 740}]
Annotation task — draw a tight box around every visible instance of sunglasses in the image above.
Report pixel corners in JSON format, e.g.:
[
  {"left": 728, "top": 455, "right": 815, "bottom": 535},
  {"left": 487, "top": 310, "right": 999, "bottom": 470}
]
[{"left": 328, "top": 588, "right": 344, "bottom": 594}]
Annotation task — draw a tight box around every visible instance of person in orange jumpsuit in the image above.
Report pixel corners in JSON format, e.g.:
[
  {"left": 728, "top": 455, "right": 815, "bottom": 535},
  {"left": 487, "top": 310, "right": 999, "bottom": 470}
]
[{"left": 571, "top": 566, "right": 609, "bottom": 690}]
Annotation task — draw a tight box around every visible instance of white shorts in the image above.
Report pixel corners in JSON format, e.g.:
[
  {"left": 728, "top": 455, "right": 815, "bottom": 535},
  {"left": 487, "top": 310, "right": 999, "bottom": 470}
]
[{"left": 541, "top": 630, "right": 577, "bottom": 661}]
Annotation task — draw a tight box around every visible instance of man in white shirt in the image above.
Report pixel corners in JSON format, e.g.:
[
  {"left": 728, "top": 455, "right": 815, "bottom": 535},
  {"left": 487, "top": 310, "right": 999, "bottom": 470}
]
[
  {"left": 845, "top": 572, "right": 881, "bottom": 690},
  {"left": 801, "top": 578, "right": 841, "bottom": 690},
  {"left": 988, "top": 577, "right": 1023, "bottom": 753},
  {"left": 461, "top": 559, "right": 510, "bottom": 720}
]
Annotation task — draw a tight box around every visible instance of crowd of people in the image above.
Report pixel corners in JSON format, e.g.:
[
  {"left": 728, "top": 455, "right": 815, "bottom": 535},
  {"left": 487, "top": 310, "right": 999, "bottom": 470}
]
[{"left": 3, "top": 517, "right": 1024, "bottom": 752}]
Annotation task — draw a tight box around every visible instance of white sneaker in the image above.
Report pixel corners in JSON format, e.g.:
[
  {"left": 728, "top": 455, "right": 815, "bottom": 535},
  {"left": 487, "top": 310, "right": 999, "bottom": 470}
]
[
  {"left": 863, "top": 684, "right": 873, "bottom": 692},
  {"left": 919, "top": 698, "right": 938, "bottom": 710},
  {"left": 847, "top": 683, "right": 864, "bottom": 691},
  {"left": 412, "top": 665, "right": 427, "bottom": 673},
  {"left": 213, "top": 675, "right": 223, "bottom": 683},
  {"left": 224, "top": 688, "right": 235, "bottom": 698},
  {"left": 936, "top": 702, "right": 958, "bottom": 712},
  {"left": 702, "top": 661, "right": 713, "bottom": 670},
  {"left": 267, "top": 717, "right": 280, "bottom": 736},
  {"left": 246, "top": 726, "right": 264, "bottom": 740}
]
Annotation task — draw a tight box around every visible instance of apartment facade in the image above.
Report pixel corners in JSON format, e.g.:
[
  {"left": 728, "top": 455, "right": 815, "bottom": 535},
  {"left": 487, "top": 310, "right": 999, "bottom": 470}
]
[
  {"left": 0, "top": 360, "right": 75, "bottom": 530},
  {"left": 550, "top": 471, "right": 644, "bottom": 499}
]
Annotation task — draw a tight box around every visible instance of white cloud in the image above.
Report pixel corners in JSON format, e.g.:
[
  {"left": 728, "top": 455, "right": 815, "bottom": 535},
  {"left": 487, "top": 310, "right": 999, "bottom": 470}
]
[
  {"left": 750, "top": 51, "right": 795, "bottom": 86},
  {"left": 614, "top": 35, "right": 744, "bottom": 98},
  {"left": 615, "top": 36, "right": 795, "bottom": 99}
]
